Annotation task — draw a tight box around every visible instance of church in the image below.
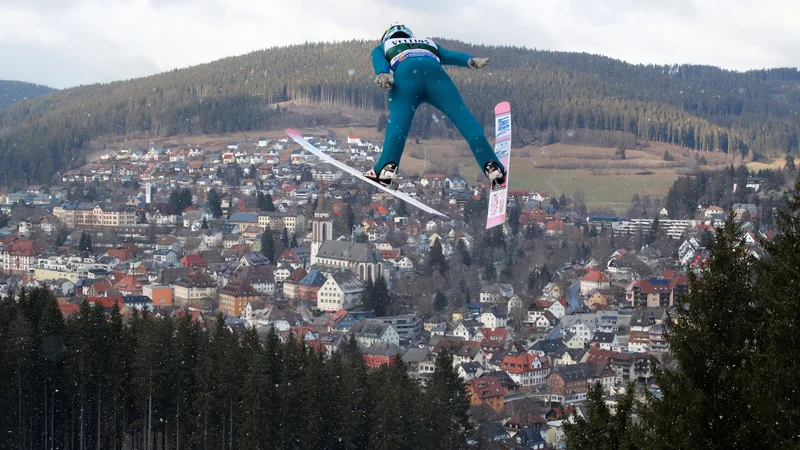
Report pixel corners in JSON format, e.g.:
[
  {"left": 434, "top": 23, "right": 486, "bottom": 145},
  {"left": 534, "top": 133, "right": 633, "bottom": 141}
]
[{"left": 310, "top": 198, "right": 388, "bottom": 282}]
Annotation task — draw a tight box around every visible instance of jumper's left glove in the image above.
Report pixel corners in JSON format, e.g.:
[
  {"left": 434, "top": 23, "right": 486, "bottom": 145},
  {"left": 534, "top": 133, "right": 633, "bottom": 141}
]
[{"left": 469, "top": 57, "right": 491, "bottom": 70}]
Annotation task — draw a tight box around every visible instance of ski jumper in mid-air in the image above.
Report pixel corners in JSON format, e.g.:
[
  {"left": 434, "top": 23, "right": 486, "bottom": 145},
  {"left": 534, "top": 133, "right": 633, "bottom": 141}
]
[{"left": 364, "top": 23, "right": 507, "bottom": 188}]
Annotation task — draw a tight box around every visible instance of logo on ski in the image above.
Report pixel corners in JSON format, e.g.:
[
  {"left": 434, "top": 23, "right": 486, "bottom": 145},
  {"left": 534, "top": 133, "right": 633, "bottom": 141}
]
[{"left": 495, "top": 116, "right": 511, "bottom": 140}]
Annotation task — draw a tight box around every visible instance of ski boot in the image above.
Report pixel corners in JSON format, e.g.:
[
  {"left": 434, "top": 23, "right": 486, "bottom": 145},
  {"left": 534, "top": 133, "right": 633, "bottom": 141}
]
[
  {"left": 484, "top": 161, "right": 506, "bottom": 188},
  {"left": 364, "top": 162, "right": 398, "bottom": 187}
]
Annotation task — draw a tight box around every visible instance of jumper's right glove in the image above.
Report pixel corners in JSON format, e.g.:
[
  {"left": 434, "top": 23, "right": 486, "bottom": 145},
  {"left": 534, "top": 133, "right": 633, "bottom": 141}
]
[
  {"left": 375, "top": 73, "right": 394, "bottom": 89},
  {"left": 469, "top": 57, "right": 491, "bottom": 70}
]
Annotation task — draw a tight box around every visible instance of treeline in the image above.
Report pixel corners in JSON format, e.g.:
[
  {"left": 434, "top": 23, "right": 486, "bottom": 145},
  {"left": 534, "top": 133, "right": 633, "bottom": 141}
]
[
  {"left": 0, "top": 80, "right": 54, "bottom": 110},
  {"left": 0, "top": 292, "right": 470, "bottom": 450},
  {"left": 565, "top": 183, "right": 800, "bottom": 448},
  {"left": 663, "top": 163, "right": 790, "bottom": 221},
  {"left": 1, "top": 40, "right": 800, "bottom": 184}
]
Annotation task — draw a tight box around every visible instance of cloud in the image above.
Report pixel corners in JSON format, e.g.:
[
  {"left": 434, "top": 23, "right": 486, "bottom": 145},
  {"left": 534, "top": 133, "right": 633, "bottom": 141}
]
[{"left": 0, "top": 0, "right": 797, "bottom": 88}]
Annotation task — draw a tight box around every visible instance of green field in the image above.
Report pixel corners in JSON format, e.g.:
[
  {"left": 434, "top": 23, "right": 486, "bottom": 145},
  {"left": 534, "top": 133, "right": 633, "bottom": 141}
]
[{"left": 508, "top": 167, "right": 679, "bottom": 211}]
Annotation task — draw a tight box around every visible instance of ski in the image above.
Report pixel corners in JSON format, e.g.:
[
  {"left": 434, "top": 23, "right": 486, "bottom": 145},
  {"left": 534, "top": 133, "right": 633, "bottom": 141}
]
[
  {"left": 486, "top": 101, "right": 511, "bottom": 229},
  {"left": 286, "top": 129, "right": 449, "bottom": 219}
]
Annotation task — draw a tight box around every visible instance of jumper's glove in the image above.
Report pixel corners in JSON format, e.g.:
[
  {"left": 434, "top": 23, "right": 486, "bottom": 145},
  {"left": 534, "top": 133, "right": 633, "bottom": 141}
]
[
  {"left": 375, "top": 73, "right": 394, "bottom": 89},
  {"left": 469, "top": 57, "right": 491, "bottom": 70}
]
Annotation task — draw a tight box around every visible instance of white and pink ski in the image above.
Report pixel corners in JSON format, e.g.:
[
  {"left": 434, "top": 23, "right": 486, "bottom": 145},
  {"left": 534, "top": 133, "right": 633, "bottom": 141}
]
[{"left": 486, "top": 101, "right": 511, "bottom": 229}]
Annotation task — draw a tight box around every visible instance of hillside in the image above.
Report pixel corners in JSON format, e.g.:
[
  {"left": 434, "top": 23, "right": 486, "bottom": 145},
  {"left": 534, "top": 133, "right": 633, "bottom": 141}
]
[
  {"left": 0, "top": 80, "right": 53, "bottom": 110},
  {"left": 0, "top": 40, "right": 799, "bottom": 185}
]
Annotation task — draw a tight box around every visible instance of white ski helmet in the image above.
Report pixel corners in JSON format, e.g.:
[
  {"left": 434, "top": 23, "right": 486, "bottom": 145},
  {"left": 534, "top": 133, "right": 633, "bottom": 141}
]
[{"left": 382, "top": 23, "right": 413, "bottom": 41}]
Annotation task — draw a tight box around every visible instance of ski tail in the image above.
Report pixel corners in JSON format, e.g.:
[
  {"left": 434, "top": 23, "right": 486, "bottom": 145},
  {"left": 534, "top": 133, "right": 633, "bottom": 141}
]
[{"left": 486, "top": 102, "right": 511, "bottom": 229}]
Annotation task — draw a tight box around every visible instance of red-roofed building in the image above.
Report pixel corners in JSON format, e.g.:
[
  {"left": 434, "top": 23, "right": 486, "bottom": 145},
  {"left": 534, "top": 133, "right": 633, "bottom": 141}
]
[
  {"left": 2, "top": 239, "right": 37, "bottom": 274},
  {"left": 545, "top": 220, "right": 566, "bottom": 236},
  {"left": 114, "top": 275, "right": 143, "bottom": 295},
  {"left": 468, "top": 376, "right": 506, "bottom": 411},
  {"left": 420, "top": 173, "right": 446, "bottom": 188},
  {"left": 58, "top": 303, "right": 81, "bottom": 318},
  {"left": 181, "top": 254, "right": 207, "bottom": 269},
  {"left": 87, "top": 296, "right": 125, "bottom": 310},
  {"left": 86, "top": 280, "right": 112, "bottom": 297},
  {"left": 580, "top": 269, "right": 611, "bottom": 295},
  {"left": 501, "top": 353, "right": 551, "bottom": 389},
  {"left": 106, "top": 249, "right": 135, "bottom": 262}
]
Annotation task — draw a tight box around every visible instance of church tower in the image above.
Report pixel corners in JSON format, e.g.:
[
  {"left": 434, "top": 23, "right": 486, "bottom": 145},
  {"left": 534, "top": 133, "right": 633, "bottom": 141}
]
[{"left": 311, "top": 196, "right": 333, "bottom": 265}]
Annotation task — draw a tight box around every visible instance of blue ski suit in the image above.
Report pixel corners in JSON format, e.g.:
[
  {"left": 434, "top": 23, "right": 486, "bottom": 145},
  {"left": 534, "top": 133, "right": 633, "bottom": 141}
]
[{"left": 370, "top": 40, "right": 503, "bottom": 175}]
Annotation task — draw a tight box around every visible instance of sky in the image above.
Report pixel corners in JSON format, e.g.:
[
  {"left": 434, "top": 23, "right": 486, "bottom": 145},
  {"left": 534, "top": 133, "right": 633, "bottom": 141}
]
[{"left": 0, "top": 0, "right": 798, "bottom": 89}]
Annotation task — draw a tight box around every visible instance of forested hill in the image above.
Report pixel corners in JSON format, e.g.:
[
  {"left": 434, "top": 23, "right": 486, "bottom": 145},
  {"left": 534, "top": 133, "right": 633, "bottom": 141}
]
[
  {"left": 0, "top": 80, "right": 53, "bottom": 110},
  {"left": 1, "top": 39, "right": 799, "bottom": 185}
]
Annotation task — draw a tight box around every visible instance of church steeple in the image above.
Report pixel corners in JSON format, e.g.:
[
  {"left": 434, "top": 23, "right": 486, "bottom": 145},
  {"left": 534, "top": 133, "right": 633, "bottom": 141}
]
[{"left": 311, "top": 195, "right": 333, "bottom": 265}]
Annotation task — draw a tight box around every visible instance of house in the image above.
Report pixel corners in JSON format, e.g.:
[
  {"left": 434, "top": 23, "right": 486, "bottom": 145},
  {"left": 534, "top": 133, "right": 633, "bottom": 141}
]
[
  {"left": 580, "top": 269, "right": 611, "bottom": 296},
  {"left": 316, "top": 271, "right": 363, "bottom": 311},
  {"left": 282, "top": 267, "right": 309, "bottom": 299},
  {"left": 458, "top": 361, "right": 485, "bottom": 381},
  {"left": 468, "top": 376, "right": 506, "bottom": 412},
  {"left": 626, "top": 275, "right": 688, "bottom": 308},
  {"left": 172, "top": 270, "right": 217, "bottom": 306},
  {"left": 273, "top": 264, "right": 294, "bottom": 284},
  {"left": 142, "top": 285, "right": 173, "bottom": 307},
  {"left": 2, "top": 240, "right": 38, "bottom": 275},
  {"left": 180, "top": 254, "right": 207, "bottom": 269},
  {"left": 501, "top": 352, "right": 551, "bottom": 389},
  {"left": 376, "top": 314, "right": 422, "bottom": 341},
  {"left": 114, "top": 274, "right": 143, "bottom": 295},
  {"left": 585, "top": 289, "right": 611, "bottom": 311},
  {"left": 152, "top": 249, "right": 179, "bottom": 265},
  {"left": 219, "top": 278, "right": 261, "bottom": 317},
  {"left": 420, "top": 173, "right": 446, "bottom": 188},
  {"left": 349, "top": 320, "right": 400, "bottom": 347},
  {"left": 546, "top": 363, "right": 595, "bottom": 404},
  {"left": 451, "top": 321, "right": 476, "bottom": 341},
  {"left": 123, "top": 295, "right": 153, "bottom": 311},
  {"left": 480, "top": 307, "right": 508, "bottom": 329},
  {"left": 590, "top": 331, "right": 619, "bottom": 351},
  {"left": 362, "top": 342, "right": 404, "bottom": 369},
  {"left": 234, "top": 265, "right": 275, "bottom": 295}
]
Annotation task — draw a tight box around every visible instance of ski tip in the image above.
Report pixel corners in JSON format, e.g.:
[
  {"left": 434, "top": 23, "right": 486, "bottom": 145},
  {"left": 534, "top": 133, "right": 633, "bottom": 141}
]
[
  {"left": 285, "top": 128, "right": 301, "bottom": 139},
  {"left": 495, "top": 102, "right": 510, "bottom": 115}
]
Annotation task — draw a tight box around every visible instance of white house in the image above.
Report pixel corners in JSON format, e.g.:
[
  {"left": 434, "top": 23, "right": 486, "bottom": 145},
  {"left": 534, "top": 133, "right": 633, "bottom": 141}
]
[
  {"left": 152, "top": 249, "right": 179, "bottom": 264},
  {"left": 316, "top": 272, "right": 363, "bottom": 311},
  {"left": 350, "top": 320, "right": 400, "bottom": 347},
  {"left": 480, "top": 308, "right": 508, "bottom": 329},
  {"left": 451, "top": 322, "right": 474, "bottom": 341}
]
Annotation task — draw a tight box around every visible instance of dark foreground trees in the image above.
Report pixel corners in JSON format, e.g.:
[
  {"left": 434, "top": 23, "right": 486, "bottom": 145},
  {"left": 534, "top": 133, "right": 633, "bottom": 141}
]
[
  {"left": 0, "top": 290, "right": 470, "bottom": 450},
  {"left": 566, "top": 181, "right": 800, "bottom": 449}
]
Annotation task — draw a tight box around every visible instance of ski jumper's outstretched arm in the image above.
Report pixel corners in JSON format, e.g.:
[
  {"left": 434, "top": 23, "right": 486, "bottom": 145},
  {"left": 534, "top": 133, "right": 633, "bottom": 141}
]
[{"left": 437, "top": 45, "right": 472, "bottom": 68}]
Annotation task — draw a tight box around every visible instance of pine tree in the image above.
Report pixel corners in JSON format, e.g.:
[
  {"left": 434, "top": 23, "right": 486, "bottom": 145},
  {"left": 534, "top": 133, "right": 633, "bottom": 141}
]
[
  {"left": 483, "top": 261, "right": 497, "bottom": 283},
  {"left": 434, "top": 291, "right": 448, "bottom": 311},
  {"left": 564, "top": 382, "right": 641, "bottom": 449},
  {"left": 372, "top": 276, "right": 391, "bottom": 317},
  {"left": 396, "top": 200, "right": 408, "bottom": 217},
  {"left": 640, "top": 217, "right": 760, "bottom": 449},
  {"left": 369, "top": 356, "right": 422, "bottom": 449},
  {"left": 260, "top": 226, "right": 275, "bottom": 262},
  {"left": 429, "top": 238, "right": 446, "bottom": 274},
  {"left": 751, "top": 180, "right": 800, "bottom": 445},
  {"left": 424, "top": 350, "right": 471, "bottom": 449},
  {"left": 361, "top": 278, "right": 375, "bottom": 312},
  {"left": 207, "top": 188, "right": 223, "bottom": 218},
  {"left": 281, "top": 227, "right": 289, "bottom": 248},
  {"left": 345, "top": 203, "right": 356, "bottom": 234},
  {"left": 201, "top": 216, "right": 209, "bottom": 229},
  {"left": 290, "top": 233, "right": 298, "bottom": 249},
  {"left": 79, "top": 231, "right": 93, "bottom": 252},
  {"left": 456, "top": 239, "right": 472, "bottom": 267}
]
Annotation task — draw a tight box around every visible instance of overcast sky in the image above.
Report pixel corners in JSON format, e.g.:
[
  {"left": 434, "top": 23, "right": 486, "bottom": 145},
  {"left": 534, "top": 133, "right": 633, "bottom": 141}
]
[{"left": 1, "top": 0, "right": 798, "bottom": 89}]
